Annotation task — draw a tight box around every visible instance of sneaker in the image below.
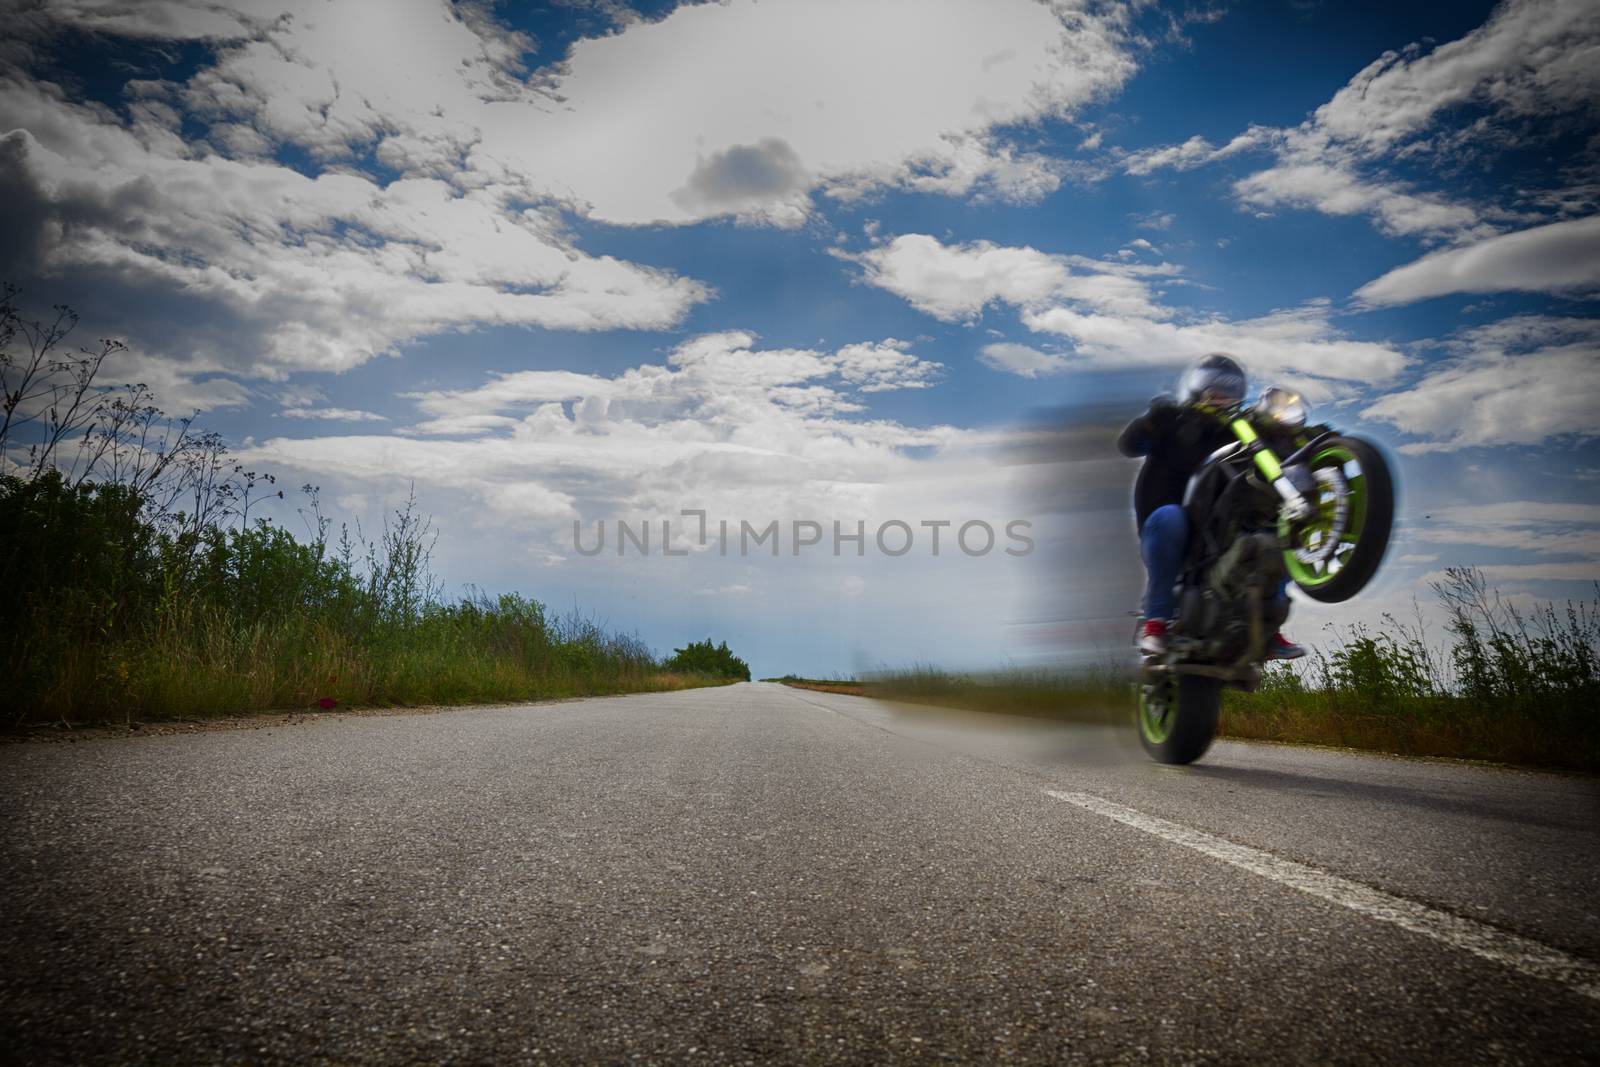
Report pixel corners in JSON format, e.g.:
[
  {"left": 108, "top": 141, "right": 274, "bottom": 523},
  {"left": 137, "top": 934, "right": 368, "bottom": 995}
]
[
  {"left": 1266, "top": 632, "right": 1305, "bottom": 660},
  {"left": 1138, "top": 618, "right": 1168, "bottom": 656}
]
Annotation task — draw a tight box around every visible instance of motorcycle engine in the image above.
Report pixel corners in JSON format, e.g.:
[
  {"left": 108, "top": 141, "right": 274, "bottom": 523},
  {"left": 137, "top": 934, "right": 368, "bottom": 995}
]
[
  {"left": 1209, "top": 531, "right": 1285, "bottom": 601},
  {"left": 1177, "top": 532, "right": 1290, "bottom": 663}
]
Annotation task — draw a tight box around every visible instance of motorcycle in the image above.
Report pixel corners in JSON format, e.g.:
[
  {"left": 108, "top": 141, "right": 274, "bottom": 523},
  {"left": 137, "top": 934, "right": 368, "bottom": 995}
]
[{"left": 1136, "top": 386, "right": 1395, "bottom": 765}]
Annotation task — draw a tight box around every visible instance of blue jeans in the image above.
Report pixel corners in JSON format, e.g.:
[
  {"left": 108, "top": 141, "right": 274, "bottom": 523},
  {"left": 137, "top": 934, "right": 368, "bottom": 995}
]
[
  {"left": 1140, "top": 504, "right": 1291, "bottom": 621},
  {"left": 1140, "top": 504, "right": 1188, "bottom": 620}
]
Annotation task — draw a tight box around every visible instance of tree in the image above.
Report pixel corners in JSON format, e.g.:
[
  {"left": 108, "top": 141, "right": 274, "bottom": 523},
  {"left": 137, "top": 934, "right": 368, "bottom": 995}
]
[{"left": 664, "top": 639, "right": 751, "bottom": 681}]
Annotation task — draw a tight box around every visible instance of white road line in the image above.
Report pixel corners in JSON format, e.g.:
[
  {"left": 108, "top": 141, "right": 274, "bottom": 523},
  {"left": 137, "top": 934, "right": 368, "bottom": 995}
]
[{"left": 1047, "top": 789, "right": 1600, "bottom": 1002}]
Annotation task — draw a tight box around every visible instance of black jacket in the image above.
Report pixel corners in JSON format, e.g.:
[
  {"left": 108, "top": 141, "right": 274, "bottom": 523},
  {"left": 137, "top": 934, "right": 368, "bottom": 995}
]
[{"left": 1117, "top": 397, "right": 1234, "bottom": 530}]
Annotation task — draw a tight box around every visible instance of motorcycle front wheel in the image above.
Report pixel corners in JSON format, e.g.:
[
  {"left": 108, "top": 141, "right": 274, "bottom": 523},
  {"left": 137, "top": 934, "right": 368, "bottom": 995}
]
[
  {"left": 1280, "top": 434, "right": 1394, "bottom": 603},
  {"left": 1137, "top": 674, "right": 1222, "bottom": 765}
]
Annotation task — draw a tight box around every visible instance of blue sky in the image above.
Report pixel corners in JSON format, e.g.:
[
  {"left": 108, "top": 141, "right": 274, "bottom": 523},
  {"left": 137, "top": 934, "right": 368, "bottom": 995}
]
[{"left": 3, "top": 0, "right": 1597, "bottom": 676}]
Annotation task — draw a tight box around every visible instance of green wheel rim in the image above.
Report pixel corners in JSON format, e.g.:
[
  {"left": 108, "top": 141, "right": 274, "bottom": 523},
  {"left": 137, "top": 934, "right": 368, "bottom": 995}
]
[
  {"left": 1138, "top": 679, "right": 1175, "bottom": 744},
  {"left": 1281, "top": 444, "right": 1367, "bottom": 588}
]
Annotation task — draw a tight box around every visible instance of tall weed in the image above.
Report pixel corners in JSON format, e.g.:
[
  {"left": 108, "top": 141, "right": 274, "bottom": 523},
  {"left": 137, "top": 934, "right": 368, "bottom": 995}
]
[{"left": 0, "top": 293, "right": 729, "bottom": 724}]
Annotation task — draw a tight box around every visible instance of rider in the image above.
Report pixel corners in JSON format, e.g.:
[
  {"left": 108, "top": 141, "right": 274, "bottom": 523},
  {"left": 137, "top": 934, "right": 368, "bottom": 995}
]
[{"left": 1117, "top": 353, "right": 1305, "bottom": 660}]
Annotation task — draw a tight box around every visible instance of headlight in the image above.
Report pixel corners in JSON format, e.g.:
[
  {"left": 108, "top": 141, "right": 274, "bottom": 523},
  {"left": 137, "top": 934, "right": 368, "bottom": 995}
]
[{"left": 1255, "top": 386, "right": 1308, "bottom": 429}]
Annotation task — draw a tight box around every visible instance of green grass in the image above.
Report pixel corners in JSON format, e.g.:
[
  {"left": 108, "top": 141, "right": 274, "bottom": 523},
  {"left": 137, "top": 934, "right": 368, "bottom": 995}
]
[
  {"left": 1218, "top": 680, "right": 1586, "bottom": 768},
  {"left": 1, "top": 473, "right": 733, "bottom": 727},
  {"left": 1220, "top": 572, "right": 1599, "bottom": 771},
  {"left": 778, "top": 571, "right": 1600, "bottom": 774},
  {"left": 761, "top": 674, "right": 867, "bottom": 694},
  {"left": 864, "top": 665, "right": 1126, "bottom": 724},
  {"left": 0, "top": 293, "right": 746, "bottom": 725},
  {"left": 70, "top": 603, "right": 730, "bottom": 724}
]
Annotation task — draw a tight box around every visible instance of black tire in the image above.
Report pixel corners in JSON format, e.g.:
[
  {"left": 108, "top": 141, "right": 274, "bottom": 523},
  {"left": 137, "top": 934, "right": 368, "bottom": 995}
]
[
  {"left": 1137, "top": 674, "right": 1222, "bottom": 765},
  {"left": 1286, "top": 434, "right": 1394, "bottom": 604}
]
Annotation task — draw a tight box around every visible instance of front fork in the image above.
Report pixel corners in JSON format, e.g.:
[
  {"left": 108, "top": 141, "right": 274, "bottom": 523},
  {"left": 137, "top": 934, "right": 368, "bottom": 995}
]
[{"left": 1229, "top": 419, "right": 1312, "bottom": 522}]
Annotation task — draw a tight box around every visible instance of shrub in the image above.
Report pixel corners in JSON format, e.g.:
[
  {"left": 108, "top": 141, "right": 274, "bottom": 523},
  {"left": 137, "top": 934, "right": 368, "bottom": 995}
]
[
  {"left": 1221, "top": 569, "right": 1599, "bottom": 769},
  {"left": 0, "top": 292, "right": 718, "bottom": 725},
  {"left": 664, "top": 639, "right": 751, "bottom": 681},
  {"left": 824, "top": 569, "right": 1599, "bottom": 771}
]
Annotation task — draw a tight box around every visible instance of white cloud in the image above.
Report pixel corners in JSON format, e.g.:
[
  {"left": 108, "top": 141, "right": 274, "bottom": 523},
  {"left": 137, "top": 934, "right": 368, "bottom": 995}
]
[
  {"left": 1463, "top": 561, "right": 1600, "bottom": 582},
  {"left": 832, "top": 340, "right": 944, "bottom": 393},
  {"left": 92, "top": 355, "right": 255, "bottom": 413},
  {"left": 137, "top": 0, "right": 1132, "bottom": 227},
  {"left": 0, "top": 92, "right": 711, "bottom": 384},
  {"left": 1411, "top": 502, "right": 1600, "bottom": 558},
  {"left": 978, "top": 343, "right": 1071, "bottom": 378},
  {"left": 1355, "top": 215, "right": 1600, "bottom": 305},
  {"left": 1122, "top": 130, "right": 1264, "bottom": 176},
  {"left": 1309, "top": 0, "right": 1600, "bottom": 155},
  {"left": 842, "top": 234, "right": 1173, "bottom": 323},
  {"left": 848, "top": 233, "right": 1409, "bottom": 398},
  {"left": 1019, "top": 301, "right": 1408, "bottom": 400},
  {"left": 1406, "top": 498, "right": 1600, "bottom": 588},
  {"left": 19, "top": 1, "right": 261, "bottom": 40},
  {"left": 1119, "top": 0, "right": 1600, "bottom": 241},
  {"left": 1124, "top": 134, "right": 1214, "bottom": 175},
  {"left": 3, "top": 0, "right": 1148, "bottom": 392},
  {"left": 693, "top": 583, "right": 754, "bottom": 597},
  {"left": 247, "top": 330, "right": 958, "bottom": 530},
  {"left": 470, "top": 0, "right": 1141, "bottom": 226},
  {"left": 1231, "top": 145, "right": 1493, "bottom": 240},
  {"left": 1363, "top": 316, "right": 1600, "bottom": 452},
  {"left": 274, "top": 385, "right": 387, "bottom": 423},
  {"left": 1131, "top": 211, "right": 1175, "bottom": 230},
  {"left": 280, "top": 406, "right": 388, "bottom": 422}
]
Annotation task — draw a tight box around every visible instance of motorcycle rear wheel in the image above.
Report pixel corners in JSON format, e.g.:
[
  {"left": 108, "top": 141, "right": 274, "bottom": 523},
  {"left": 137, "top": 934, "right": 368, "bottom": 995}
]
[
  {"left": 1281, "top": 434, "right": 1394, "bottom": 603},
  {"left": 1137, "top": 674, "right": 1222, "bottom": 765}
]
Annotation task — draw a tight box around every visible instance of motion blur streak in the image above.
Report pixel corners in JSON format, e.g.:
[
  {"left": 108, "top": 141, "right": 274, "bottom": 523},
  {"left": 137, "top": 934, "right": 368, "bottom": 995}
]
[{"left": 1005, "top": 400, "right": 1145, "bottom": 667}]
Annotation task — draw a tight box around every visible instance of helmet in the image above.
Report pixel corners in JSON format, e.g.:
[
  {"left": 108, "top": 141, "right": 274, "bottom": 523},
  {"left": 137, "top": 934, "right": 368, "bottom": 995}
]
[{"left": 1178, "top": 353, "right": 1247, "bottom": 410}]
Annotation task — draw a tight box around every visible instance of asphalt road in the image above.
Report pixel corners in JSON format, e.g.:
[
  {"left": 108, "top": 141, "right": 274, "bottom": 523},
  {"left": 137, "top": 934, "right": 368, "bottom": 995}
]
[{"left": 3, "top": 682, "right": 1598, "bottom": 1065}]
